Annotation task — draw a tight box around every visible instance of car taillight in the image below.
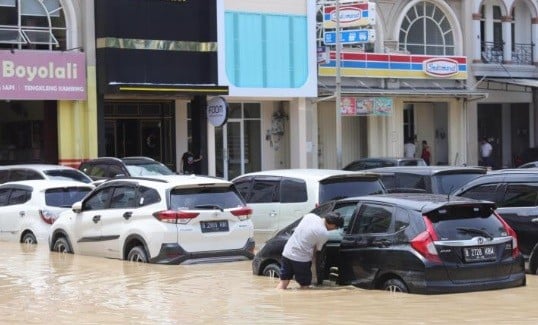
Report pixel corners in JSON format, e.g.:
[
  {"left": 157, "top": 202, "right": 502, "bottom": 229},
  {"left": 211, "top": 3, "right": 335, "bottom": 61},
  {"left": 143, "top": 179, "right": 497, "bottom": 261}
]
[
  {"left": 39, "top": 209, "right": 59, "bottom": 225},
  {"left": 153, "top": 210, "right": 199, "bottom": 224},
  {"left": 410, "top": 216, "right": 441, "bottom": 263},
  {"left": 494, "top": 211, "right": 520, "bottom": 258},
  {"left": 230, "top": 207, "right": 252, "bottom": 221}
]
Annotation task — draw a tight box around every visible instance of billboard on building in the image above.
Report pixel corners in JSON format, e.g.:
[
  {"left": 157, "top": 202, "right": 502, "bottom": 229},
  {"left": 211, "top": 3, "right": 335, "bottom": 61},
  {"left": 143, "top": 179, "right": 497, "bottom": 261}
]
[{"left": 0, "top": 50, "right": 86, "bottom": 100}]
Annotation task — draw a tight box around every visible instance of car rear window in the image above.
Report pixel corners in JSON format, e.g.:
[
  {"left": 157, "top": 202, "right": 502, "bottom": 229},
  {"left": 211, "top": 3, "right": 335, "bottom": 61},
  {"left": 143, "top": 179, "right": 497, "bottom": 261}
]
[
  {"left": 45, "top": 187, "right": 93, "bottom": 207},
  {"left": 319, "top": 178, "right": 385, "bottom": 203},
  {"left": 170, "top": 186, "right": 245, "bottom": 210},
  {"left": 432, "top": 173, "right": 485, "bottom": 194},
  {"left": 426, "top": 205, "right": 506, "bottom": 240},
  {"left": 45, "top": 169, "right": 92, "bottom": 184}
]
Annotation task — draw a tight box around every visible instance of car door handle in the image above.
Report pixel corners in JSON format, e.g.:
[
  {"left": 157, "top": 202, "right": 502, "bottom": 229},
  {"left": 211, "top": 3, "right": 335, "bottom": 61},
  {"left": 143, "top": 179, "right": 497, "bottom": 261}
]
[
  {"left": 19, "top": 211, "right": 25, "bottom": 217},
  {"left": 92, "top": 215, "right": 101, "bottom": 223},
  {"left": 123, "top": 211, "right": 133, "bottom": 220},
  {"left": 269, "top": 211, "right": 277, "bottom": 217}
]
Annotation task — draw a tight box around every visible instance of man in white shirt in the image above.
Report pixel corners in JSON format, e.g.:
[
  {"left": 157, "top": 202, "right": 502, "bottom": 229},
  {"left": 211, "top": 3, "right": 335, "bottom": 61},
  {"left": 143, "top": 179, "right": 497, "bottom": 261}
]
[
  {"left": 404, "top": 138, "right": 416, "bottom": 158},
  {"left": 480, "top": 137, "right": 493, "bottom": 168},
  {"left": 276, "top": 212, "right": 344, "bottom": 289}
]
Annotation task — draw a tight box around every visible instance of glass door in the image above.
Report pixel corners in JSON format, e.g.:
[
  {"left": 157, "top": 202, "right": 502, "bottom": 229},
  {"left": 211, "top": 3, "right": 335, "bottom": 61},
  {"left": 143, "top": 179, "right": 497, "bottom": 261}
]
[{"left": 215, "top": 103, "right": 261, "bottom": 180}]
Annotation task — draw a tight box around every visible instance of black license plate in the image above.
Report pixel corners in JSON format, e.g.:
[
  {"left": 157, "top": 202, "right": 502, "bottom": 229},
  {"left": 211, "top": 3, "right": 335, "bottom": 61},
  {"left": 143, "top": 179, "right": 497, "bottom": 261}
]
[
  {"left": 200, "top": 220, "right": 229, "bottom": 233},
  {"left": 463, "top": 246, "right": 496, "bottom": 262}
]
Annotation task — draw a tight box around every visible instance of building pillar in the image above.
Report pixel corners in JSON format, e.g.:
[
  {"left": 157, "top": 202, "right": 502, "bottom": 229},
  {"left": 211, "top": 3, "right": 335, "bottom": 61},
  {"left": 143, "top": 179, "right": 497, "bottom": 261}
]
[
  {"left": 502, "top": 16, "right": 512, "bottom": 63},
  {"left": 532, "top": 18, "right": 538, "bottom": 64},
  {"left": 289, "top": 97, "right": 308, "bottom": 168},
  {"left": 448, "top": 99, "right": 465, "bottom": 166},
  {"left": 472, "top": 13, "right": 482, "bottom": 63}
]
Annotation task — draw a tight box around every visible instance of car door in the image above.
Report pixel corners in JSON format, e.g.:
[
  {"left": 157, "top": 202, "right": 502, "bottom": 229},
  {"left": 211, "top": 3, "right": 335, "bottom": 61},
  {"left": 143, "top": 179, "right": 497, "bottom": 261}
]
[
  {"left": 495, "top": 182, "right": 538, "bottom": 258},
  {"left": 338, "top": 202, "right": 395, "bottom": 288},
  {"left": 0, "top": 187, "right": 31, "bottom": 242},
  {"left": 72, "top": 186, "right": 114, "bottom": 256},
  {"left": 100, "top": 185, "right": 139, "bottom": 259},
  {"left": 244, "top": 176, "right": 281, "bottom": 242}
]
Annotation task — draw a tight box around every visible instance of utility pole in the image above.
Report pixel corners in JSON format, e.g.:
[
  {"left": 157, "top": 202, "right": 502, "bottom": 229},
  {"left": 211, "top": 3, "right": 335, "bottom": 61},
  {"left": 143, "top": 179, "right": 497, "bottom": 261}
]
[{"left": 335, "top": 0, "right": 343, "bottom": 169}]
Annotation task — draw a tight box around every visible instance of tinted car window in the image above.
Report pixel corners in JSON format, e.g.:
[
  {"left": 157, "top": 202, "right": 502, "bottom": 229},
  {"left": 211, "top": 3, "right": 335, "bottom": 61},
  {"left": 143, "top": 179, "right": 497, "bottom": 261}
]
[
  {"left": 319, "top": 178, "right": 384, "bottom": 203},
  {"left": 110, "top": 187, "right": 138, "bottom": 209},
  {"left": 500, "top": 183, "right": 538, "bottom": 207},
  {"left": 458, "top": 184, "right": 499, "bottom": 201},
  {"left": 0, "top": 188, "right": 10, "bottom": 206},
  {"left": 248, "top": 179, "right": 279, "bottom": 203},
  {"left": 108, "top": 165, "right": 125, "bottom": 178},
  {"left": 433, "top": 173, "right": 484, "bottom": 195},
  {"left": 233, "top": 178, "right": 252, "bottom": 201},
  {"left": 44, "top": 169, "right": 92, "bottom": 184},
  {"left": 10, "top": 169, "right": 43, "bottom": 181},
  {"left": 426, "top": 205, "right": 505, "bottom": 240},
  {"left": 280, "top": 178, "right": 307, "bottom": 203},
  {"left": 45, "top": 187, "right": 92, "bottom": 207},
  {"left": 84, "top": 164, "right": 108, "bottom": 178},
  {"left": 84, "top": 187, "right": 114, "bottom": 210},
  {"left": 170, "top": 186, "right": 244, "bottom": 210},
  {"left": 9, "top": 189, "right": 30, "bottom": 205},
  {"left": 138, "top": 186, "right": 161, "bottom": 206},
  {"left": 351, "top": 204, "right": 393, "bottom": 234},
  {"left": 397, "top": 173, "right": 426, "bottom": 191},
  {"left": 0, "top": 170, "right": 8, "bottom": 183}
]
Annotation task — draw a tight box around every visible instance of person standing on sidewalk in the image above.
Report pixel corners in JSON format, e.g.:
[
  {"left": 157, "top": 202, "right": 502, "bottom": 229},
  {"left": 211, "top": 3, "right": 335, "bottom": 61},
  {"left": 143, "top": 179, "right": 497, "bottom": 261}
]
[{"left": 276, "top": 212, "right": 344, "bottom": 290}]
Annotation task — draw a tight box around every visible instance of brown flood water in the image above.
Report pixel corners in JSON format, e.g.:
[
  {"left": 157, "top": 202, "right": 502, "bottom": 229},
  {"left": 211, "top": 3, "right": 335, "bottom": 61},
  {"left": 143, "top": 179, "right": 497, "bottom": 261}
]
[{"left": 0, "top": 242, "right": 537, "bottom": 324}]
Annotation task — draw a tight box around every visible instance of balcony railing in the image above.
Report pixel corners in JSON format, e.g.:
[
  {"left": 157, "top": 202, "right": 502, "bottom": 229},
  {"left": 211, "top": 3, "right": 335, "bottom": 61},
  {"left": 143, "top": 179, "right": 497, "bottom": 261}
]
[
  {"left": 512, "top": 42, "right": 533, "bottom": 65},
  {"left": 481, "top": 41, "right": 504, "bottom": 63}
]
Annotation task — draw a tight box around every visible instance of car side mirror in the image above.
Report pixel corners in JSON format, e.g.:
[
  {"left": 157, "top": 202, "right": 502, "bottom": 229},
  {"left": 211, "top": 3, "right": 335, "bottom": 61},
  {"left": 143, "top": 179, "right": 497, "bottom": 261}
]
[{"left": 72, "top": 201, "right": 83, "bottom": 213}]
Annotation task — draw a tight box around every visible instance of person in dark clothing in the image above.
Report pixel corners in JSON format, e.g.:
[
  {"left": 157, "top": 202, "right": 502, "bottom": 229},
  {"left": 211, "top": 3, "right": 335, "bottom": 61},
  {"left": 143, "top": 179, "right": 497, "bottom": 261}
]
[
  {"left": 181, "top": 151, "right": 203, "bottom": 174},
  {"left": 421, "top": 140, "right": 431, "bottom": 165}
]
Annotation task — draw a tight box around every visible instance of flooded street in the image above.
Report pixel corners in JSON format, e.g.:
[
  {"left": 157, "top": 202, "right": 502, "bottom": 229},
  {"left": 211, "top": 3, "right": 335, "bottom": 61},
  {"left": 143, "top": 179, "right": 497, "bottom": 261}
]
[{"left": 0, "top": 242, "right": 537, "bottom": 324}]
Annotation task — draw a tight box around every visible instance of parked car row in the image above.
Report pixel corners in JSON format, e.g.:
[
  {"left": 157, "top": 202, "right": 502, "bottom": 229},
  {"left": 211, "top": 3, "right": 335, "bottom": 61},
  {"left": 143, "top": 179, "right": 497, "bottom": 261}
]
[{"left": 0, "top": 161, "right": 536, "bottom": 295}]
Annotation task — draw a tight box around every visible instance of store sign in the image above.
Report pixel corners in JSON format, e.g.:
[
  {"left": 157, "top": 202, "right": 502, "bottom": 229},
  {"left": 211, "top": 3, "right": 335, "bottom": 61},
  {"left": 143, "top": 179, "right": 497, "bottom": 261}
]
[
  {"left": 340, "top": 96, "right": 393, "bottom": 116},
  {"left": 323, "top": 2, "right": 376, "bottom": 28},
  {"left": 207, "top": 96, "right": 228, "bottom": 127},
  {"left": 0, "top": 50, "right": 86, "bottom": 100},
  {"left": 423, "top": 58, "right": 459, "bottom": 77}
]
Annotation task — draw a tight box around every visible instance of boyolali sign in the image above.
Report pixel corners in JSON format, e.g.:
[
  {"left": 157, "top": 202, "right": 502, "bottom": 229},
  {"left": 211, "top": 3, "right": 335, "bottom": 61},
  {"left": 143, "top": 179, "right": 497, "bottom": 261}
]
[{"left": 0, "top": 50, "right": 87, "bottom": 100}]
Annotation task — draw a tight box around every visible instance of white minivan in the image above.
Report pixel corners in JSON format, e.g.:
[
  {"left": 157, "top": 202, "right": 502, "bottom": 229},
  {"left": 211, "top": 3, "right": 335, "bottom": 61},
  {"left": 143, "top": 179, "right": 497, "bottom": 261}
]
[{"left": 232, "top": 169, "right": 386, "bottom": 244}]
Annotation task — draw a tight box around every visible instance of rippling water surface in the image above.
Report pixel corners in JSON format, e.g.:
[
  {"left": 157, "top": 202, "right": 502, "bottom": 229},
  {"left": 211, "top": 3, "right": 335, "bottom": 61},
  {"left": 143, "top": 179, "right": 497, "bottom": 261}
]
[{"left": 0, "top": 242, "right": 536, "bottom": 324}]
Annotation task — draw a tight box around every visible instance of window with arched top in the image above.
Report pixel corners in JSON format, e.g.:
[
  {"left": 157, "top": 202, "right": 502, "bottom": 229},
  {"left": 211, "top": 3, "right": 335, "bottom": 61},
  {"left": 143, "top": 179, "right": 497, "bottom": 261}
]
[
  {"left": 0, "top": 0, "right": 66, "bottom": 50},
  {"left": 399, "top": 1, "right": 455, "bottom": 55}
]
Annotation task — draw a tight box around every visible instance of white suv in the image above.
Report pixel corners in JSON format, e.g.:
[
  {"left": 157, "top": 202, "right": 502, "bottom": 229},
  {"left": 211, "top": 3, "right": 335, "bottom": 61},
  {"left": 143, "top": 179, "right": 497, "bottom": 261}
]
[
  {"left": 49, "top": 175, "right": 255, "bottom": 264},
  {"left": 232, "top": 169, "right": 386, "bottom": 244},
  {"left": 0, "top": 180, "right": 93, "bottom": 244}
]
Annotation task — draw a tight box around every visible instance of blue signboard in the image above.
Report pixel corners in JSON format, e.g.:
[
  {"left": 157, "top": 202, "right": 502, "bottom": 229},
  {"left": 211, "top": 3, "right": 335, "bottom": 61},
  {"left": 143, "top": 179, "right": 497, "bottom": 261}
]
[{"left": 323, "top": 29, "right": 375, "bottom": 45}]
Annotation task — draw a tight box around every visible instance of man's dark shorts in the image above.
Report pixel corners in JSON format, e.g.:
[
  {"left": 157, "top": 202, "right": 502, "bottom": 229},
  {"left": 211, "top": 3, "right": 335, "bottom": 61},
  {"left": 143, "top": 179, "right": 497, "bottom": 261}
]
[{"left": 280, "top": 256, "right": 312, "bottom": 286}]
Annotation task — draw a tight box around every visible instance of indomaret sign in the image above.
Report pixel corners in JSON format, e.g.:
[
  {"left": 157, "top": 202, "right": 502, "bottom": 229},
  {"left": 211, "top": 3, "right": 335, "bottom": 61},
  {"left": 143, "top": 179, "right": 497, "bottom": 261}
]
[{"left": 0, "top": 50, "right": 87, "bottom": 100}]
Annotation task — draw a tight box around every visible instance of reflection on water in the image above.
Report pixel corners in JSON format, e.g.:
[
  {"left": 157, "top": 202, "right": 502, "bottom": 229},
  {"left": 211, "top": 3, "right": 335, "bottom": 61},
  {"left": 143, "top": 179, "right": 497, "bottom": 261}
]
[{"left": 0, "top": 242, "right": 537, "bottom": 324}]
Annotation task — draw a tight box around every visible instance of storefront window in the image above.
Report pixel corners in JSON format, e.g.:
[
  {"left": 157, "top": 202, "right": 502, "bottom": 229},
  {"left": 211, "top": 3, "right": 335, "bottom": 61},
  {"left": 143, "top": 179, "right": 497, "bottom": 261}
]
[
  {"left": 0, "top": 0, "right": 66, "bottom": 50},
  {"left": 399, "top": 1, "right": 455, "bottom": 55}
]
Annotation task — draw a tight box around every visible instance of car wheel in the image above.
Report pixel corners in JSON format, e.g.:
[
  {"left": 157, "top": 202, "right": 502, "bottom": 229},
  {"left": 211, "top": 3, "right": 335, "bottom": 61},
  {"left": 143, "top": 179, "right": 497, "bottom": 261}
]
[
  {"left": 382, "top": 278, "right": 408, "bottom": 293},
  {"left": 52, "top": 237, "right": 72, "bottom": 254},
  {"left": 529, "top": 245, "right": 538, "bottom": 275},
  {"left": 22, "top": 232, "right": 37, "bottom": 244},
  {"left": 127, "top": 246, "right": 148, "bottom": 263},
  {"left": 262, "top": 263, "right": 281, "bottom": 278}
]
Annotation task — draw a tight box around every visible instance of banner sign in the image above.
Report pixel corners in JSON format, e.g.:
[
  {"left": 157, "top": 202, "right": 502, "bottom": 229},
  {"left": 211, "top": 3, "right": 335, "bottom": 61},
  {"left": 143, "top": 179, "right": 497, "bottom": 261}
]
[
  {"left": 0, "top": 50, "right": 87, "bottom": 100},
  {"left": 341, "top": 96, "right": 393, "bottom": 116},
  {"left": 323, "top": 29, "right": 376, "bottom": 45},
  {"left": 323, "top": 2, "right": 376, "bottom": 29}
]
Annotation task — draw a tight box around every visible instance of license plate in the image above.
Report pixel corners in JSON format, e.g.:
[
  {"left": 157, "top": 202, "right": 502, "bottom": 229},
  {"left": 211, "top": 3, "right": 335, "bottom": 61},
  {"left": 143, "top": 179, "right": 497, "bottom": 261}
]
[
  {"left": 200, "top": 220, "right": 229, "bottom": 233},
  {"left": 463, "top": 246, "right": 496, "bottom": 262}
]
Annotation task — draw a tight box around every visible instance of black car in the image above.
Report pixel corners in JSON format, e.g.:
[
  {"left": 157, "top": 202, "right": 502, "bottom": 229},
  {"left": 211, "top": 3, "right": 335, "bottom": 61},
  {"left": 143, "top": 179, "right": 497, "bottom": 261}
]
[
  {"left": 78, "top": 156, "right": 175, "bottom": 181},
  {"left": 367, "top": 166, "right": 487, "bottom": 194},
  {"left": 343, "top": 157, "right": 426, "bottom": 171},
  {"left": 452, "top": 169, "right": 538, "bottom": 274},
  {"left": 252, "top": 193, "right": 526, "bottom": 294}
]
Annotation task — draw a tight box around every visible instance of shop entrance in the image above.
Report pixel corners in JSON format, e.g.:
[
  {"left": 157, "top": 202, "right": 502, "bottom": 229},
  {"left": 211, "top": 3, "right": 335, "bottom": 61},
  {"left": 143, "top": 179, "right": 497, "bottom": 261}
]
[{"left": 103, "top": 101, "right": 175, "bottom": 169}]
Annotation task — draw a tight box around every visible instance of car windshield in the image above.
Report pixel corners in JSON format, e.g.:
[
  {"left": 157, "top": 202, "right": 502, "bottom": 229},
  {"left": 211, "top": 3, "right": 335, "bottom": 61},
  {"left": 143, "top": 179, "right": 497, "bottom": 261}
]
[
  {"left": 45, "top": 187, "right": 92, "bottom": 207},
  {"left": 319, "top": 178, "right": 385, "bottom": 203},
  {"left": 44, "top": 169, "right": 93, "bottom": 184},
  {"left": 426, "top": 205, "right": 505, "bottom": 240},
  {"left": 125, "top": 163, "right": 175, "bottom": 176},
  {"left": 170, "top": 186, "right": 245, "bottom": 210},
  {"left": 432, "top": 173, "right": 485, "bottom": 194}
]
